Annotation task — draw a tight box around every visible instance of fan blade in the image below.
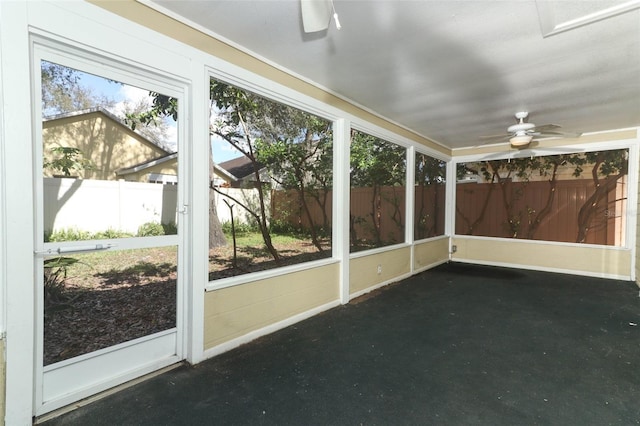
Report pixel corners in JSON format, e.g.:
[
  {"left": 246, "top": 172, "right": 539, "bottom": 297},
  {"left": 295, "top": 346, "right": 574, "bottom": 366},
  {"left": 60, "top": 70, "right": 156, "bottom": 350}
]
[
  {"left": 533, "top": 131, "right": 582, "bottom": 139},
  {"left": 479, "top": 133, "right": 510, "bottom": 142},
  {"left": 301, "top": 0, "right": 332, "bottom": 33},
  {"left": 533, "top": 124, "right": 562, "bottom": 132}
]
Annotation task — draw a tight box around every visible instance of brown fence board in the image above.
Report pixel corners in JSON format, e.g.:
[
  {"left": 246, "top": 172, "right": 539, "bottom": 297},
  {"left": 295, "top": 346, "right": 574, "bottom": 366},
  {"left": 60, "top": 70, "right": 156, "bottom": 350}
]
[{"left": 271, "top": 178, "right": 624, "bottom": 246}]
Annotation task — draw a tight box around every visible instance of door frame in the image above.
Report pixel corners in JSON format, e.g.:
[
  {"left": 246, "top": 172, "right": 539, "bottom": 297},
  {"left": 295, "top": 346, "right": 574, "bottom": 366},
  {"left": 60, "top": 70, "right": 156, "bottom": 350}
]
[{"left": 31, "top": 37, "right": 191, "bottom": 416}]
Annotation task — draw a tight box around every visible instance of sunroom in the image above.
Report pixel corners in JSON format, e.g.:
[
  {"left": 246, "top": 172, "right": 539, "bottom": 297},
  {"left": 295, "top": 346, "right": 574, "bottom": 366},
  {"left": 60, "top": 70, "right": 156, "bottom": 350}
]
[{"left": 0, "top": 1, "right": 638, "bottom": 423}]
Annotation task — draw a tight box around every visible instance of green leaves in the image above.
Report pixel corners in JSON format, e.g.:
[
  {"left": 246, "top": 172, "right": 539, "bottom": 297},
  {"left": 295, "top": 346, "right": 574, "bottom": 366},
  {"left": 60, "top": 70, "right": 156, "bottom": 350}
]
[
  {"left": 43, "top": 146, "right": 94, "bottom": 177},
  {"left": 350, "top": 130, "right": 406, "bottom": 188}
]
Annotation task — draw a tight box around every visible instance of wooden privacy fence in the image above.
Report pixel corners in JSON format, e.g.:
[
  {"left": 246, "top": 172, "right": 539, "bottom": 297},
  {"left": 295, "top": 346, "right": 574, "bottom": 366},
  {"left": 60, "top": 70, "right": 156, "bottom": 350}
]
[
  {"left": 271, "top": 178, "right": 626, "bottom": 246},
  {"left": 271, "top": 184, "right": 446, "bottom": 244},
  {"left": 455, "top": 178, "right": 625, "bottom": 245}
]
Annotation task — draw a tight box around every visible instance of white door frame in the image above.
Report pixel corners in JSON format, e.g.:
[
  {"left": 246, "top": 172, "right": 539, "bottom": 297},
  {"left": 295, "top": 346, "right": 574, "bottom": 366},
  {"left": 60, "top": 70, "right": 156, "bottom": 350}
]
[
  {"left": 31, "top": 38, "right": 190, "bottom": 416},
  {"left": 1, "top": 2, "right": 204, "bottom": 422}
]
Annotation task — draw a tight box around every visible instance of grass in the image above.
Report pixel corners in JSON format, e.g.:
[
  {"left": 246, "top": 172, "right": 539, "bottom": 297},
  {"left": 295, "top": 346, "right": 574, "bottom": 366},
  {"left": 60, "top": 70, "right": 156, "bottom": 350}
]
[
  {"left": 49, "top": 231, "right": 330, "bottom": 286},
  {"left": 56, "top": 247, "right": 178, "bottom": 289}
]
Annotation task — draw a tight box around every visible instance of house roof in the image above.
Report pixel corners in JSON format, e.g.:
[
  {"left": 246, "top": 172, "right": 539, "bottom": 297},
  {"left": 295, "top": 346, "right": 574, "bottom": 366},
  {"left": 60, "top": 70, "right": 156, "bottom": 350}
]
[
  {"left": 116, "top": 152, "right": 177, "bottom": 176},
  {"left": 216, "top": 156, "right": 264, "bottom": 181},
  {"left": 43, "top": 107, "right": 175, "bottom": 154}
]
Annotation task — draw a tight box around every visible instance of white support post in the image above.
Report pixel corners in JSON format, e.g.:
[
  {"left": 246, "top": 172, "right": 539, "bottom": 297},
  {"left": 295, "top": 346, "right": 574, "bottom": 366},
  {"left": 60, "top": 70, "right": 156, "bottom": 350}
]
[
  {"left": 333, "top": 118, "right": 351, "bottom": 304},
  {"left": 186, "top": 66, "right": 211, "bottom": 365},
  {"left": 445, "top": 158, "right": 457, "bottom": 257},
  {"left": 406, "top": 146, "right": 416, "bottom": 271},
  {"left": 1, "top": 2, "right": 37, "bottom": 423}
]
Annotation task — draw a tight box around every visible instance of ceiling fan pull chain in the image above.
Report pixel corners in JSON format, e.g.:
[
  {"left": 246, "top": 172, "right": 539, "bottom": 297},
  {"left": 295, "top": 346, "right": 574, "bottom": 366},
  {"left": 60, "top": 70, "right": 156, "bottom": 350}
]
[{"left": 331, "top": 0, "right": 341, "bottom": 30}]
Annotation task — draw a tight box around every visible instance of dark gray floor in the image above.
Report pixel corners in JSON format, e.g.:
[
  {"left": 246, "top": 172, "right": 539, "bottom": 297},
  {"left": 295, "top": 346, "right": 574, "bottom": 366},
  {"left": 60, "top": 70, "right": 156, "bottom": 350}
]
[{"left": 43, "top": 262, "right": 640, "bottom": 425}]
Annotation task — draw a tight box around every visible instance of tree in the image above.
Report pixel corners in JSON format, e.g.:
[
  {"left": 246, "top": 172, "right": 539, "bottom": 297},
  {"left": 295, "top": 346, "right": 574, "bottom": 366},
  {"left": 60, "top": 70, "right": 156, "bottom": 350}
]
[
  {"left": 256, "top": 115, "right": 332, "bottom": 252},
  {"left": 415, "top": 154, "right": 446, "bottom": 239},
  {"left": 572, "top": 149, "right": 628, "bottom": 243},
  {"left": 350, "top": 131, "right": 406, "bottom": 248},
  {"left": 207, "top": 81, "right": 279, "bottom": 260},
  {"left": 43, "top": 146, "right": 94, "bottom": 177},
  {"left": 41, "top": 61, "right": 116, "bottom": 117},
  {"left": 124, "top": 91, "right": 227, "bottom": 250},
  {"left": 456, "top": 149, "right": 629, "bottom": 244}
]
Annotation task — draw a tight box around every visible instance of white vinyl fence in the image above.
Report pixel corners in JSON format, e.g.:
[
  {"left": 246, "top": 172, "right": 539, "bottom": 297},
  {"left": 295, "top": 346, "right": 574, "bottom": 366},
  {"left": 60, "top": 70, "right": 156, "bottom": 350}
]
[
  {"left": 212, "top": 187, "right": 267, "bottom": 226},
  {"left": 44, "top": 178, "right": 178, "bottom": 234},
  {"left": 44, "top": 178, "right": 264, "bottom": 235}
]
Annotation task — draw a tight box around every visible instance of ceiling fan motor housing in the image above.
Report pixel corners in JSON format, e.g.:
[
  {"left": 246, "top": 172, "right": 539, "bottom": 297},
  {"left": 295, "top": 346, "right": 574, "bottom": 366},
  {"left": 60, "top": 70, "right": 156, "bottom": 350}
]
[{"left": 508, "top": 122, "right": 535, "bottom": 133}]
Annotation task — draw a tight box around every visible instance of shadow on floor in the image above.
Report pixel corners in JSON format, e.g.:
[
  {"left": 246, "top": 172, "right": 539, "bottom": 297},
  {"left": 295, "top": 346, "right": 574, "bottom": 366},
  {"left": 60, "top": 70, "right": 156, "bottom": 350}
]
[{"left": 42, "top": 262, "right": 640, "bottom": 425}]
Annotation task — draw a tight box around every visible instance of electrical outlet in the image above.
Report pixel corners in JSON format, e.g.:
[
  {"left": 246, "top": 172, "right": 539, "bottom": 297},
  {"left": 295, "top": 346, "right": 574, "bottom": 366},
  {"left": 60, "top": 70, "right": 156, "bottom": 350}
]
[
  {"left": 451, "top": 245, "right": 457, "bottom": 253},
  {"left": 377, "top": 264, "right": 382, "bottom": 274}
]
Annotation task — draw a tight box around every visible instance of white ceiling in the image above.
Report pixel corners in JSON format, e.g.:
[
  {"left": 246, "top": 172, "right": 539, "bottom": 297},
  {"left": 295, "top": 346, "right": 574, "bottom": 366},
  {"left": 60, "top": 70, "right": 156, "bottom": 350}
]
[{"left": 146, "top": 0, "right": 640, "bottom": 150}]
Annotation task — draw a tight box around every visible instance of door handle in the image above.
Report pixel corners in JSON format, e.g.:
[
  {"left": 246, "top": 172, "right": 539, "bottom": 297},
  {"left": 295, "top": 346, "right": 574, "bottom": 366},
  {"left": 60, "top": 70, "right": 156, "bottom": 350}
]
[{"left": 35, "top": 243, "right": 116, "bottom": 256}]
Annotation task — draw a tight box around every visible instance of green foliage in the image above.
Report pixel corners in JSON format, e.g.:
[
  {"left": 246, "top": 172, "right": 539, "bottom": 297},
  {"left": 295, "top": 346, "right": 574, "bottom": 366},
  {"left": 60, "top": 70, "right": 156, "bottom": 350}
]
[
  {"left": 269, "top": 219, "right": 301, "bottom": 235},
  {"left": 221, "top": 220, "right": 259, "bottom": 235},
  {"left": 457, "top": 148, "right": 629, "bottom": 243},
  {"left": 137, "top": 222, "right": 166, "bottom": 237},
  {"left": 45, "top": 223, "right": 177, "bottom": 241},
  {"left": 44, "top": 146, "right": 94, "bottom": 177},
  {"left": 94, "top": 229, "right": 133, "bottom": 239},
  {"left": 47, "top": 227, "right": 93, "bottom": 242},
  {"left": 44, "top": 256, "right": 80, "bottom": 305},
  {"left": 350, "top": 130, "right": 406, "bottom": 188},
  {"left": 415, "top": 153, "right": 446, "bottom": 185}
]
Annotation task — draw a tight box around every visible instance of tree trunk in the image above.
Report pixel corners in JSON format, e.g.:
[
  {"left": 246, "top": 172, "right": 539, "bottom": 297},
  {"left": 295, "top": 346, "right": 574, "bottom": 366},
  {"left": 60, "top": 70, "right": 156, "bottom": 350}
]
[
  {"left": 209, "top": 153, "right": 227, "bottom": 249},
  {"left": 297, "top": 180, "right": 324, "bottom": 252},
  {"left": 525, "top": 162, "right": 559, "bottom": 240}
]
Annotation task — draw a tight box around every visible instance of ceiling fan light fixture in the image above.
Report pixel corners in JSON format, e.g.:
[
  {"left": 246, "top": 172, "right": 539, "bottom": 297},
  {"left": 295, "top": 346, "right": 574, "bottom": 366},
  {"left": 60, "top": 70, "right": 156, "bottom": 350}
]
[{"left": 510, "top": 134, "right": 533, "bottom": 147}]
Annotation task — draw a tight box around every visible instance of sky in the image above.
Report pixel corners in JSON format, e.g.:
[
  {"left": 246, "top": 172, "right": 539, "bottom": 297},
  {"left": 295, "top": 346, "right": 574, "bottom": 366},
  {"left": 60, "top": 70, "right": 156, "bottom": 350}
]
[{"left": 76, "top": 70, "right": 241, "bottom": 163}]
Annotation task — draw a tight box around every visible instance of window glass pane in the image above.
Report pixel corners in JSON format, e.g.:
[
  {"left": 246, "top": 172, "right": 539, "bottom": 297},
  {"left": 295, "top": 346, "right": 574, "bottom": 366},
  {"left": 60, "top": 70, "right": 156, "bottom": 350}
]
[
  {"left": 41, "top": 61, "right": 178, "bottom": 241},
  {"left": 455, "top": 149, "right": 628, "bottom": 245},
  {"left": 415, "top": 153, "right": 446, "bottom": 240},
  {"left": 350, "top": 130, "right": 407, "bottom": 252},
  {"left": 208, "top": 78, "right": 333, "bottom": 280}
]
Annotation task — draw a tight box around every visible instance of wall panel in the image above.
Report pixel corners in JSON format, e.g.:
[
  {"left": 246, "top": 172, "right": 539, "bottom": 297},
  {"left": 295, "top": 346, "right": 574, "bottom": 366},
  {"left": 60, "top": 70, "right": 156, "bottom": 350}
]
[
  {"left": 349, "top": 246, "right": 411, "bottom": 296},
  {"left": 204, "top": 263, "right": 339, "bottom": 350},
  {"left": 452, "top": 236, "right": 631, "bottom": 279},
  {"left": 414, "top": 237, "right": 450, "bottom": 272}
]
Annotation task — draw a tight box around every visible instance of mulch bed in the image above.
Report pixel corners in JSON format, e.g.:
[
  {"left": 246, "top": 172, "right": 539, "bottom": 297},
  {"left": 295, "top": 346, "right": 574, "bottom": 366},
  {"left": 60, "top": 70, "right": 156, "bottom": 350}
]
[{"left": 44, "top": 275, "right": 176, "bottom": 366}]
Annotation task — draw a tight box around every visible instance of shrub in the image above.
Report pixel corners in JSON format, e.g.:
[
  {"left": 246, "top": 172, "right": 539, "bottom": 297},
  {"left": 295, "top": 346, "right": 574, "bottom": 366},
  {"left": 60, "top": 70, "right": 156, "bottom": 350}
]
[
  {"left": 137, "top": 221, "right": 166, "bottom": 237},
  {"left": 44, "top": 256, "right": 80, "bottom": 305},
  {"left": 221, "top": 220, "right": 258, "bottom": 235},
  {"left": 47, "top": 228, "right": 92, "bottom": 242},
  {"left": 269, "top": 219, "right": 300, "bottom": 235},
  {"left": 93, "top": 228, "right": 133, "bottom": 239}
]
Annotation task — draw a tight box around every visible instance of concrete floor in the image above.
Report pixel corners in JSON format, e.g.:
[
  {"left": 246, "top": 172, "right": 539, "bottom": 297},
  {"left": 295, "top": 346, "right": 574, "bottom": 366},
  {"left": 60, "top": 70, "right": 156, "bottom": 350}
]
[{"left": 43, "top": 262, "right": 640, "bottom": 425}]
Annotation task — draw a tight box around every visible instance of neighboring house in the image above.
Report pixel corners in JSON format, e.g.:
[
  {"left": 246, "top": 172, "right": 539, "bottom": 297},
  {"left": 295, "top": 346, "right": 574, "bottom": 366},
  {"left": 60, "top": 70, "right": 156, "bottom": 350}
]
[
  {"left": 212, "top": 155, "right": 269, "bottom": 188},
  {"left": 116, "top": 152, "right": 178, "bottom": 184},
  {"left": 42, "top": 107, "right": 177, "bottom": 182}
]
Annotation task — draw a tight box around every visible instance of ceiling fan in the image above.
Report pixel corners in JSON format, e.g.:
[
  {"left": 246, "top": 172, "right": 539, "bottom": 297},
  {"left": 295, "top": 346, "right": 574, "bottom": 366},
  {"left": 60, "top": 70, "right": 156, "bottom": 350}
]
[
  {"left": 481, "top": 112, "right": 581, "bottom": 148},
  {"left": 301, "top": 0, "right": 341, "bottom": 33}
]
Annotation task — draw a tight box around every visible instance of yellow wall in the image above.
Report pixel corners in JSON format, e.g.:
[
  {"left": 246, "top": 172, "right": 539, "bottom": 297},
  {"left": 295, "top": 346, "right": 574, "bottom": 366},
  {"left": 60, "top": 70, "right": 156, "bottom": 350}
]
[
  {"left": 452, "top": 236, "right": 632, "bottom": 279},
  {"left": 350, "top": 246, "right": 412, "bottom": 295},
  {"left": 203, "top": 263, "right": 339, "bottom": 350},
  {"left": 43, "top": 111, "right": 169, "bottom": 180},
  {"left": 414, "top": 237, "right": 450, "bottom": 271}
]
